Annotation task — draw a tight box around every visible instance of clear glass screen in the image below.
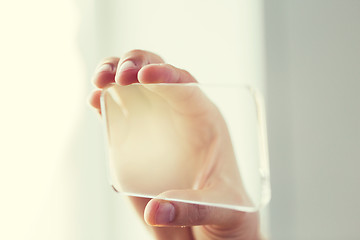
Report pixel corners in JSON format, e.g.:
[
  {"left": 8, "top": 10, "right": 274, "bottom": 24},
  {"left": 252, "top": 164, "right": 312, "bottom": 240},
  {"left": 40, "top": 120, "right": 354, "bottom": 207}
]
[{"left": 101, "top": 83, "right": 270, "bottom": 212}]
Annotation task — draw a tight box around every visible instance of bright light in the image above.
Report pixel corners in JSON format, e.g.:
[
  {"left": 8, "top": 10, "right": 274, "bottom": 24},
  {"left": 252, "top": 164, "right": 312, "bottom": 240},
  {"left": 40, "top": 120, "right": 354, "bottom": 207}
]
[{"left": 0, "top": 1, "right": 84, "bottom": 239}]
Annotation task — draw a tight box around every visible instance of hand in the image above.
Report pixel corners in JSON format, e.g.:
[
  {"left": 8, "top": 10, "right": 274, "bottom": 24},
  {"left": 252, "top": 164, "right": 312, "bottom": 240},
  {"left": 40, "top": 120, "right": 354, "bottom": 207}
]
[{"left": 89, "top": 50, "right": 263, "bottom": 240}]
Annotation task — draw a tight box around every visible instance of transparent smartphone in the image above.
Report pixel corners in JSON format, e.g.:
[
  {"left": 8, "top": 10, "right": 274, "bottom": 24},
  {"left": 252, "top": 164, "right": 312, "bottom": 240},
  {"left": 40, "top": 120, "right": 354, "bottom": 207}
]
[{"left": 101, "top": 83, "right": 270, "bottom": 212}]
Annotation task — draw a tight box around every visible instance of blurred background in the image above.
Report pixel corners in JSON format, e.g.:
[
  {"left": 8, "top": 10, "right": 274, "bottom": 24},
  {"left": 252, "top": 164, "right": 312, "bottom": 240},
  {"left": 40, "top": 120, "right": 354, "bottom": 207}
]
[{"left": 0, "top": 0, "right": 359, "bottom": 239}]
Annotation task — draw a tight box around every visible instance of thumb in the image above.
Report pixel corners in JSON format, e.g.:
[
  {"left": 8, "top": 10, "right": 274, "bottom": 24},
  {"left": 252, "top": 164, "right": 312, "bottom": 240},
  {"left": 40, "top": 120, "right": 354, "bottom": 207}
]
[{"left": 143, "top": 189, "right": 247, "bottom": 228}]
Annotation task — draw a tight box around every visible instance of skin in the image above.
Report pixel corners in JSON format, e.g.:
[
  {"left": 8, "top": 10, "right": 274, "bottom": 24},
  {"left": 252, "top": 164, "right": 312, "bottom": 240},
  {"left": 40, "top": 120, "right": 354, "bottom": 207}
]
[{"left": 89, "top": 49, "right": 263, "bottom": 240}]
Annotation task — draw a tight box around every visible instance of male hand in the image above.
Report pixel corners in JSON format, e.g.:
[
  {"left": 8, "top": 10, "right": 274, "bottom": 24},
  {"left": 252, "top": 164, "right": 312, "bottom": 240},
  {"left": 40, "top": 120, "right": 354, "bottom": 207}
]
[{"left": 89, "top": 50, "right": 262, "bottom": 240}]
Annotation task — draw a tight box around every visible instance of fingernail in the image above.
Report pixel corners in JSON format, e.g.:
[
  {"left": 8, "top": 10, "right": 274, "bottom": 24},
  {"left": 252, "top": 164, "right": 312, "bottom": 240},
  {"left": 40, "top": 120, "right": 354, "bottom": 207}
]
[
  {"left": 97, "top": 63, "right": 113, "bottom": 73},
  {"left": 155, "top": 202, "right": 175, "bottom": 225},
  {"left": 119, "top": 60, "right": 137, "bottom": 72}
]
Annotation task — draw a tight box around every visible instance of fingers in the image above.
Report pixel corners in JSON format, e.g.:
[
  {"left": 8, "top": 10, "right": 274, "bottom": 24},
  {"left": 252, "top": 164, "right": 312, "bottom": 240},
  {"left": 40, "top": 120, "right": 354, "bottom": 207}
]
[
  {"left": 92, "top": 50, "right": 164, "bottom": 88},
  {"left": 129, "top": 197, "right": 194, "bottom": 240},
  {"left": 89, "top": 50, "right": 165, "bottom": 113},
  {"left": 144, "top": 189, "right": 247, "bottom": 228},
  {"left": 89, "top": 57, "right": 119, "bottom": 114},
  {"left": 88, "top": 90, "right": 102, "bottom": 109},
  {"left": 138, "top": 64, "right": 216, "bottom": 115},
  {"left": 89, "top": 50, "right": 214, "bottom": 116},
  {"left": 92, "top": 57, "right": 119, "bottom": 88},
  {"left": 115, "top": 49, "right": 164, "bottom": 85},
  {"left": 138, "top": 63, "right": 196, "bottom": 84}
]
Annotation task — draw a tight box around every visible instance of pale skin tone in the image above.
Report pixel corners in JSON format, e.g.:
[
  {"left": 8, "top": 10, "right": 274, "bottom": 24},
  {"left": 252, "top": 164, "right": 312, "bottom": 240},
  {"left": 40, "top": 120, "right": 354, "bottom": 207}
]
[{"left": 89, "top": 50, "right": 263, "bottom": 240}]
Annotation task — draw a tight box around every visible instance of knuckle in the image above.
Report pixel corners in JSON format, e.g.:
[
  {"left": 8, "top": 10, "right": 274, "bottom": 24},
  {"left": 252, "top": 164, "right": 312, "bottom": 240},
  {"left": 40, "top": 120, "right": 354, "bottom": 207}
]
[
  {"left": 121, "top": 49, "right": 146, "bottom": 63},
  {"left": 123, "top": 49, "right": 164, "bottom": 64},
  {"left": 96, "top": 56, "right": 119, "bottom": 68},
  {"left": 127, "top": 49, "right": 146, "bottom": 56},
  {"left": 102, "top": 56, "right": 119, "bottom": 62},
  {"left": 123, "top": 50, "right": 153, "bottom": 66}
]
